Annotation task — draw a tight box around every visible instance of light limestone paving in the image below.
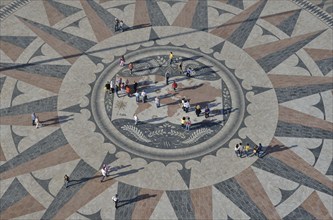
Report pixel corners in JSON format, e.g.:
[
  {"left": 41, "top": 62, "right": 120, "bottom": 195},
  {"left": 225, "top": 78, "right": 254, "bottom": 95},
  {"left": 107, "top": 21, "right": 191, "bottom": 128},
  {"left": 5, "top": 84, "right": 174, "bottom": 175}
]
[
  {"left": 149, "top": 192, "right": 178, "bottom": 220},
  {"left": 12, "top": 210, "right": 45, "bottom": 220}
]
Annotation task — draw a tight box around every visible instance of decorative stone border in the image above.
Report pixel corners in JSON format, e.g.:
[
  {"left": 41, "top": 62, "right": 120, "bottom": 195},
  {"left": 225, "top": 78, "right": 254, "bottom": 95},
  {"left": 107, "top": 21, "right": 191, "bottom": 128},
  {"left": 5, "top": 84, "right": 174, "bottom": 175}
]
[
  {"left": 291, "top": 0, "right": 333, "bottom": 28},
  {"left": 0, "top": 0, "right": 30, "bottom": 21}
]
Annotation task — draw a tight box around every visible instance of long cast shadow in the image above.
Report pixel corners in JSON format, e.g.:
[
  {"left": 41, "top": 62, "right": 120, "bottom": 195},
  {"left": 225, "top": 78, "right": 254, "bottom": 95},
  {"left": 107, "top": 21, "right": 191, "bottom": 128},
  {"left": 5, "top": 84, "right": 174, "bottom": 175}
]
[{"left": 117, "top": 194, "right": 157, "bottom": 208}]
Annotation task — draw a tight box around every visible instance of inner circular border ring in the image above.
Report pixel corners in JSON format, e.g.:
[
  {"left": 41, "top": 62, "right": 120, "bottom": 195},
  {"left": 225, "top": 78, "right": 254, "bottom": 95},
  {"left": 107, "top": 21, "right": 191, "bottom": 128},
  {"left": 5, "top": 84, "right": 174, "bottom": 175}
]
[{"left": 92, "top": 46, "right": 246, "bottom": 161}]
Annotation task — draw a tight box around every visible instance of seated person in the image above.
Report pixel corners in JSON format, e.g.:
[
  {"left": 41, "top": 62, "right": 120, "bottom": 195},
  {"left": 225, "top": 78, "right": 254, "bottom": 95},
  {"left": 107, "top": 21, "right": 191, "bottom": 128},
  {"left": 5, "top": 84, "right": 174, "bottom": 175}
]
[{"left": 105, "top": 81, "right": 110, "bottom": 92}]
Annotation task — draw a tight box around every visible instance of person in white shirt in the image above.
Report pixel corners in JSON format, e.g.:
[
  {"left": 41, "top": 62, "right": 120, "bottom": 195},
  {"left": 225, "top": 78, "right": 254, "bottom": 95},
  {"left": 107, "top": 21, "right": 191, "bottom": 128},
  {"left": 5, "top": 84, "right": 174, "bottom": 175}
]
[
  {"left": 112, "top": 194, "right": 119, "bottom": 209},
  {"left": 141, "top": 91, "right": 147, "bottom": 103}
]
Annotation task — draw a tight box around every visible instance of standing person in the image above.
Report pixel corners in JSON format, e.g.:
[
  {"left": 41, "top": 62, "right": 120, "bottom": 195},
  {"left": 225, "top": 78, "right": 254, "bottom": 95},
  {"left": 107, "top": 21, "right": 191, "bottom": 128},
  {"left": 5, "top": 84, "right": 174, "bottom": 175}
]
[
  {"left": 35, "top": 116, "right": 42, "bottom": 128},
  {"left": 31, "top": 112, "right": 36, "bottom": 126},
  {"left": 134, "top": 114, "right": 138, "bottom": 125},
  {"left": 128, "top": 62, "right": 134, "bottom": 74},
  {"left": 115, "top": 18, "right": 119, "bottom": 31},
  {"left": 204, "top": 106, "right": 210, "bottom": 118},
  {"left": 155, "top": 96, "right": 160, "bottom": 108},
  {"left": 110, "top": 80, "right": 115, "bottom": 93},
  {"left": 64, "top": 174, "right": 70, "bottom": 188},
  {"left": 141, "top": 90, "right": 147, "bottom": 103},
  {"left": 185, "top": 117, "right": 191, "bottom": 131},
  {"left": 134, "top": 90, "right": 140, "bottom": 102},
  {"left": 235, "top": 144, "right": 240, "bottom": 157},
  {"left": 181, "top": 117, "right": 186, "bottom": 128},
  {"left": 184, "top": 100, "right": 190, "bottom": 113},
  {"left": 239, "top": 143, "right": 243, "bottom": 157},
  {"left": 119, "top": 20, "right": 124, "bottom": 32},
  {"left": 169, "top": 52, "right": 173, "bottom": 64},
  {"left": 195, "top": 105, "right": 201, "bottom": 117},
  {"left": 186, "top": 68, "right": 193, "bottom": 77},
  {"left": 245, "top": 143, "right": 251, "bottom": 157},
  {"left": 101, "top": 164, "right": 107, "bottom": 182},
  {"left": 133, "top": 81, "right": 138, "bottom": 92},
  {"left": 172, "top": 81, "right": 178, "bottom": 91},
  {"left": 165, "top": 71, "right": 170, "bottom": 85},
  {"left": 119, "top": 56, "right": 125, "bottom": 67},
  {"left": 112, "top": 194, "right": 119, "bottom": 209},
  {"left": 105, "top": 81, "right": 111, "bottom": 93},
  {"left": 178, "top": 62, "right": 183, "bottom": 74}
]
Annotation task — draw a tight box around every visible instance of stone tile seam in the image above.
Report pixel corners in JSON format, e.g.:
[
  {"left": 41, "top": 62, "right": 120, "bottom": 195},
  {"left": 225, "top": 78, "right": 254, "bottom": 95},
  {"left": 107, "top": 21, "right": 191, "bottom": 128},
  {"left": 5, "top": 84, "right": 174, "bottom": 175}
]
[
  {"left": 0, "top": 0, "right": 31, "bottom": 21},
  {"left": 291, "top": 0, "right": 333, "bottom": 28}
]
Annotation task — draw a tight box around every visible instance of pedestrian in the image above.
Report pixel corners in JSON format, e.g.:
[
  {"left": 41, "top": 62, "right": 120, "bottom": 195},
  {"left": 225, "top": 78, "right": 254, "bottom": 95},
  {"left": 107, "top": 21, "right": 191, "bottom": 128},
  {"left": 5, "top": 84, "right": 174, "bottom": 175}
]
[
  {"left": 128, "top": 62, "right": 134, "bottom": 74},
  {"left": 134, "top": 90, "right": 140, "bottom": 102},
  {"left": 165, "top": 71, "right": 170, "bottom": 85},
  {"left": 134, "top": 114, "right": 138, "bottom": 125},
  {"left": 172, "top": 81, "right": 178, "bottom": 91},
  {"left": 105, "top": 81, "right": 111, "bottom": 93},
  {"left": 186, "top": 68, "right": 193, "bottom": 77},
  {"left": 133, "top": 81, "right": 138, "bottom": 91},
  {"left": 183, "top": 100, "right": 190, "bottom": 113},
  {"left": 115, "top": 18, "right": 119, "bottom": 31},
  {"left": 112, "top": 194, "right": 119, "bottom": 209},
  {"left": 120, "top": 56, "right": 125, "bottom": 67},
  {"left": 119, "top": 20, "right": 124, "bottom": 32},
  {"left": 155, "top": 96, "right": 160, "bottom": 108},
  {"left": 234, "top": 144, "right": 240, "bottom": 157},
  {"left": 141, "top": 90, "right": 147, "bottom": 103},
  {"left": 35, "top": 116, "right": 42, "bottom": 128},
  {"left": 239, "top": 143, "right": 243, "bottom": 157},
  {"left": 185, "top": 117, "right": 191, "bottom": 131},
  {"left": 245, "top": 143, "right": 251, "bottom": 157},
  {"left": 101, "top": 164, "right": 107, "bottom": 182},
  {"left": 125, "top": 79, "right": 129, "bottom": 86},
  {"left": 110, "top": 80, "right": 115, "bottom": 93},
  {"left": 31, "top": 112, "right": 36, "bottom": 126},
  {"left": 195, "top": 105, "right": 201, "bottom": 117},
  {"left": 64, "top": 174, "right": 70, "bottom": 188},
  {"left": 204, "top": 106, "right": 210, "bottom": 118},
  {"left": 181, "top": 117, "right": 186, "bottom": 128},
  {"left": 169, "top": 52, "right": 173, "bottom": 64},
  {"left": 125, "top": 85, "right": 131, "bottom": 97},
  {"left": 179, "top": 62, "right": 183, "bottom": 74}
]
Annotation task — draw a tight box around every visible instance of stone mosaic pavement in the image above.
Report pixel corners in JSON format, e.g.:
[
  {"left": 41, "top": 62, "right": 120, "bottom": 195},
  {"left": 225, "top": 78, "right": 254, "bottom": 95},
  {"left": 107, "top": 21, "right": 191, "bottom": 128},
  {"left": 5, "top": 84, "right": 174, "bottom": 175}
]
[{"left": 0, "top": 0, "right": 333, "bottom": 219}]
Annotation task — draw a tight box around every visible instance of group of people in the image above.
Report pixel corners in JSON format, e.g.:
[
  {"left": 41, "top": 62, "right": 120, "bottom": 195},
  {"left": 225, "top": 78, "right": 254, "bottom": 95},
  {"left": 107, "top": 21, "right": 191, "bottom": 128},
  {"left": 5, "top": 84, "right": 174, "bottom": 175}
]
[
  {"left": 181, "top": 117, "right": 192, "bottom": 131},
  {"left": 115, "top": 18, "right": 124, "bottom": 32},
  {"left": 234, "top": 143, "right": 264, "bottom": 158}
]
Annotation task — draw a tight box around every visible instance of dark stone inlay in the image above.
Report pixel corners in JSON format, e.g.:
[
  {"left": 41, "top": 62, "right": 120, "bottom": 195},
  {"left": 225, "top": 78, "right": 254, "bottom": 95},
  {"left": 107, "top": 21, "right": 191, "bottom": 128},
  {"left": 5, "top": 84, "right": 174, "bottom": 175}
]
[
  {"left": 60, "top": 104, "right": 82, "bottom": 114},
  {"left": 0, "top": 76, "right": 6, "bottom": 93},
  {"left": 308, "top": 139, "right": 323, "bottom": 165},
  {"left": 325, "top": 159, "right": 333, "bottom": 176},
  {"left": 250, "top": 86, "right": 272, "bottom": 95},
  {"left": 228, "top": 0, "right": 268, "bottom": 48},
  {"left": 115, "top": 182, "right": 140, "bottom": 219},
  {"left": 86, "top": 0, "right": 116, "bottom": 34},
  {"left": 16, "top": 16, "right": 96, "bottom": 52},
  {"left": 0, "top": 62, "right": 70, "bottom": 79},
  {"left": 257, "top": 30, "right": 325, "bottom": 73},
  {"left": 166, "top": 190, "right": 195, "bottom": 220},
  {"left": 283, "top": 206, "right": 316, "bottom": 220},
  {"left": 296, "top": 56, "right": 310, "bottom": 71},
  {"left": 11, "top": 80, "right": 24, "bottom": 106},
  {"left": 11, "top": 126, "right": 25, "bottom": 152},
  {"left": 227, "top": 0, "right": 244, "bottom": 10},
  {"left": 0, "top": 96, "right": 58, "bottom": 117},
  {"left": 47, "top": 0, "right": 81, "bottom": 17},
  {"left": 211, "top": 41, "right": 225, "bottom": 53},
  {"left": 315, "top": 57, "right": 333, "bottom": 76},
  {"left": 260, "top": 26, "right": 276, "bottom": 37},
  {"left": 0, "top": 129, "right": 68, "bottom": 173},
  {"left": 314, "top": 94, "right": 325, "bottom": 120},
  {"left": 146, "top": 0, "right": 169, "bottom": 26},
  {"left": 192, "top": 0, "right": 208, "bottom": 31},
  {"left": 31, "top": 174, "right": 53, "bottom": 197},
  {"left": 277, "top": 185, "right": 300, "bottom": 206},
  {"left": 78, "top": 210, "right": 102, "bottom": 220},
  {"left": 274, "top": 83, "right": 333, "bottom": 103},
  {"left": 149, "top": 28, "right": 160, "bottom": 41},
  {"left": 112, "top": 3, "right": 130, "bottom": 11},
  {"left": 212, "top": 7, "right": 231, "bottom": 17},
  {"left": 178, "top": 167, "right": 191, "bottom": 188},
  {"left": 41, "top": 160, "right": 97, "bottom": 220},
  {"left": 275, "top": 120, "right": 333, "bottom": 139},
  {"left": 214, "top": 178, "right": 266, "bottom": 219},
  {"left": 164, "top": 0, "right": 182, "bottom": 7},
  {"left": 277, "top": 10, "right": 301, "bottom": 36},
  {"left": 0, "top": 36, "right": 36, "bottom": 49},
  {"left": 0, "top": 178, "right": 28, "bottom": 213},
  {"left": 252, "top": 155, "right": 333, "bottom": 196}
]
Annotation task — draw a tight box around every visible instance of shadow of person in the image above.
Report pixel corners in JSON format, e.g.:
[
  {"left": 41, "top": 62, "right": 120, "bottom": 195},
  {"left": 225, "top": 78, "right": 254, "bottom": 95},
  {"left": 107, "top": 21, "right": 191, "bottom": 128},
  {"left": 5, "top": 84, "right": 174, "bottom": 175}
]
[
  {"left": 109, "top": 167, "right": 144, "bottom": 178},
  {"left": 259, "top": 144, "right": 297, "bottom": 158},
  {"left": 67, "top": 175, "right": 102, "bottom": 187},
  {"left": 117, "top": 194, "right": 157, "bottom": 208}
]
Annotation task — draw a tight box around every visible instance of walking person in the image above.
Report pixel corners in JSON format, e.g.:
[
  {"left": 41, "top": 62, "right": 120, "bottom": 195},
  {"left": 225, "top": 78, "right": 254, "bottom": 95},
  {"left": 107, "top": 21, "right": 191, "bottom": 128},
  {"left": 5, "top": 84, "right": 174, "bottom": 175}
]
[
  {"left": 101, "top": 164, "right": 107, "bottom": 182},
  {"left": 185, "top": 117, "right": 191, "bottom": 131},
  {"left": 115, "top": 18, "right": 119, "bottom": 31},
  {"left": 119, "top": 56, "right": 125, "bottom": 67},
  {"left": 195, "top": 105, "right": 201, "bottom": 117},
  {"left": 31, "top": 112, "right": 36, "bottom": 126},
  {"left": 128, "top": 62, "right": 134, "bottom": 74},
  {"left": 35, "top": 116, "right": 42, "bottom": 128},
  {"left": 165, "top": 71, "right": 170, "bottom": 85},
  {"left": 172, "top": 81, "right": 178, "bottom": 91},
  {"left": 112, "top": 194, "right": 119, "bottom": 209},
  {"left": 119, "top": 20, "right": 124, "bottom": 32},
  {"left": 204, "top": 106, "right": 210, "bottom": 118},
  {"left": 169, "top": 52, "right": 173, "bottom": 64},
  {"left": 134, "top": 114, "right": 138, "bottom": 125},
  {"left": 155, "top": 96, "right": 160, "bottom": 108},
  {"left": 178, "top": 62, "right": 183, "bottom": 74},
  {"left": 141, "top": 90, "right": 147, "bottom": 103},
  {"left": 110, "top": 80, "right": 115, "bottom": 93},
  {"left": 64, "top": 174, "right": 70, "bottom": 188},
  {"left": 183, "top": 100, "right": 190, "bottom": 113}
]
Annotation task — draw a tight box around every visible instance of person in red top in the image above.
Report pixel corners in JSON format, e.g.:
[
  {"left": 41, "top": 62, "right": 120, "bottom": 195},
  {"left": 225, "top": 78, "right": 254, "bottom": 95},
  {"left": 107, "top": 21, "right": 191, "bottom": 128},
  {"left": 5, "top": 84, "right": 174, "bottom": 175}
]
[{"left": 172, "top": 81, "right": 178, "bottom": 91}]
